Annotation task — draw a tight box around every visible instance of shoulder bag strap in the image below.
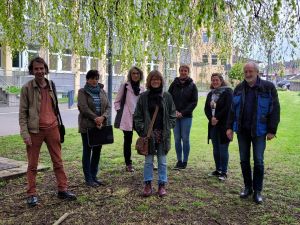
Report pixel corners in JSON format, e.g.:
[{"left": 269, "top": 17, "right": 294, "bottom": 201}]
[
  {"left": 51, "top": 81, "right": 64, "bottom": 126},
  {"left": 120, "top": 83, "right": 128, "bottom": 108},
  {"left": 146, "top": 105, "right": 159, "bottom": 138}
]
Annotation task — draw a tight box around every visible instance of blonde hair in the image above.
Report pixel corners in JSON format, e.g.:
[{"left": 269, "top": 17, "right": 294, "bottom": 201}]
[{"left": 179, "top": 64, "right": 190, "bottom": 73}]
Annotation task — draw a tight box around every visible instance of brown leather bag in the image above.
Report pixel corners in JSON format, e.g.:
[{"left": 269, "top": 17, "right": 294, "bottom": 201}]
[{"left": 135, "top": 106, "right": 159, "bottom": 156}]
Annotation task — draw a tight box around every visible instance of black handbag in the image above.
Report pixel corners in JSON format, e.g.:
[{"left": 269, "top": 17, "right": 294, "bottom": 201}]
[
  {"left": 87, "top": 125, "right": 114, "bottom": 147},
  {"left": 51, "top": 81, "right": 65, "bottom": 143},
  {"left": 114, "top": 84, "right": 128, "bottom": 128}
]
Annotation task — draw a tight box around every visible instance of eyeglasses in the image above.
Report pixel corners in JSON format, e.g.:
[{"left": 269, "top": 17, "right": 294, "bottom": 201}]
[{"left": 131, "top": 72, "right": 140, "bottom": 75}]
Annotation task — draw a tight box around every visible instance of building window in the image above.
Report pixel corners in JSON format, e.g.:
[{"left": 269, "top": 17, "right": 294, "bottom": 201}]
[
  {"left": 147, "top": 60, "right": 159, "bottom": 73},
  {"left": 49, "top": 53, "right": 58, "bottom": 70},
  {"left": 80, "top": 57, "right": 87, "bottom": 72},
  {"left": 221, "top": 58, "right": 227, "bottom": 65},
  {"left": 180, "top": 48, "right": 191, "bottom": 64},
  {"left": 61, "top": 50, "right": 72, "bottom": 71},
  {"left": 27, "top": 45, "right": 39, "bottom": 60},
  {"left": 90, "top": 58, "right": 98, "bottom": 70},
  {"left": 212, "top": 55, "right": 218, "bottom": 65},
  {"left": 12, "top": 51, "right": 23, "bottom": 68},
  {"left": 168, "top": 62, "right": 176, "bottom": 70},
  {"left": 114, "top": 60, "right": 121, "bottom": 75},
  {"left": 28, "top": 52, "right": 39, "bottom": 62},
  {"left": 202, "top": 32, "right": 209, "bottom": 43},
  {"left": 202, "top": 54, "right": 208, "bottom": 64},
  {"left": 211, "top": 33, "right": 216, "bottom": 43}
]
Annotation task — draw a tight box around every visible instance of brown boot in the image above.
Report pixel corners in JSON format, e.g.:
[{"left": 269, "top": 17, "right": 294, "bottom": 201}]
[
  {"left": 143, "top": 181, "right": 152, "bottom": 197},
  {"left": 158, "top": 183, "right": 167, "bottom": 197}
]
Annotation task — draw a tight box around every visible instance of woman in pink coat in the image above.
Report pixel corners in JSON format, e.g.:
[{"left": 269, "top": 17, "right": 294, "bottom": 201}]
[{"left": 114, "top": 66, "right": 145, "bottom": 172}]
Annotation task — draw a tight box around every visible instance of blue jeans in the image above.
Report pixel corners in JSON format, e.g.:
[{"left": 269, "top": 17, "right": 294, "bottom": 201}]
[
  {"left": 144, "top": 143, "right": 167, "bottom": 185},
  {"left": 81, "top": 133, "right": 102, "bottom": 183},
  {"left": 174, "top": 117, "right": 192, "bottom": 163},
  {"left": 237, "top": 131, "right": 266, "bottom": 192},
  {"left": 210, "top": 126, "right": 229, "bottom": 173}
]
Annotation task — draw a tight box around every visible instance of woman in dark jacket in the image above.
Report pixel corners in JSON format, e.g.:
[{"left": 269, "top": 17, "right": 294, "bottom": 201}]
[
  {"left": 168, "top": 64, "right": 198, "bottom": 169},
  {"left": 78, "top": 70, "right": 111, "bottom": 187},
  {"left": 204, "top": 73, "right": 233, "bottom": 181},
  {"left": 134, "top": 70, "right": 176, "bottom": 197}
]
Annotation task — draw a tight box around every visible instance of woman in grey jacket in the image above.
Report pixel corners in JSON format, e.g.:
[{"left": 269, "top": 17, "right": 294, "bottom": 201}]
[{"left": 78, "top": 70, "right": 111, "bottom": 187}]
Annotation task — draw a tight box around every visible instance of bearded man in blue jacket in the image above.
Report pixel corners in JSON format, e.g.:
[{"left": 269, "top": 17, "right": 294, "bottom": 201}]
[{"left": 226, "top": 62, "right": 280, "bottom": 204}]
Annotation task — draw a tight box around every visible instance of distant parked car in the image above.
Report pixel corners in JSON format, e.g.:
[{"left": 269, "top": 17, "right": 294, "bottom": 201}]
[{"left": 277, "top": 80, "right": 290, "bottom": 89}]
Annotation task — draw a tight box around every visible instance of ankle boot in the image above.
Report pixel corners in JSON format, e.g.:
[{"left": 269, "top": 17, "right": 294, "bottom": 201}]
[
  {"left": 158, "top": 184, "right": 167, "bottom": 197},
  {"left": 240, "top": 187, "right": 253, "bottom": 198},
  {"left": 143, "top": 181, "right": 152, "bottom": 197},
  {"left": 253, "top": 191, "right": 263, "bottom": 204}
]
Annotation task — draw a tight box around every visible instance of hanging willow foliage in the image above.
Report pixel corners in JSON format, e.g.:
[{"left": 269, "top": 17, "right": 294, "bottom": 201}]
[{"left": 0, "top": 0, "right": 299, "bottom": 65}]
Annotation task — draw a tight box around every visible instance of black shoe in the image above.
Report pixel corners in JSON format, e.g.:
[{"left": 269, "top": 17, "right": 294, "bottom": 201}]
[
  {"left": 208, "top": 170, "right": 222, "bottom": 177},
  {"left": 57, "top": 191, "right": 77, "bottom": 200},
  {"left": 218, "top": 173, "right": 227, "bottom": 181},
  {"left": 27, "top": 195, "right": 38, "bottom": 207},
  {"left": 85, "top": 181, "right": 98, "bottom": 187},
  {"left": 174, "top": 161, "right": 183, "bottom": 169},
  {"left": 240, "top": 187, "right": 253, "bottom": 199},
  {"left": 253, "top": 191, "right": 263, "bottom": 204},
  {"left": 93, "top": 179, "right": 105, "bottom": 186},
  {"left": 181, "top": 162, "right": 187, "bottom": 169}
]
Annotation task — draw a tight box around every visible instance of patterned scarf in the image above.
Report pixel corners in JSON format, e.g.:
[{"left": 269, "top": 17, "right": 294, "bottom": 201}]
[
  {"left": 84, "top": 84, "right": 101, "bottom": 115},
  {"left": 211, "top": 86, "right": 228, "bottom": 103}
]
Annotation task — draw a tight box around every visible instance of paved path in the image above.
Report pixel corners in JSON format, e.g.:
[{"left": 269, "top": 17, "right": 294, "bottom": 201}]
[
  {"left": 0, "top": 103, "right": 79, "bottom": 136},
  {"left": 0, "top": 92, "right": 207, "bottom": 137},
  {"left": 0, "top": 157, "right": 48, "bottom": 180},
  {"left": 0, "top": 103, "right": 117, "bottom": 136}
]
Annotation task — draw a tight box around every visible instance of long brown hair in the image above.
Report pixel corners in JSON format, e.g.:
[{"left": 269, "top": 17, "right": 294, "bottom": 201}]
[{"left": 127, "top": 66, "right": 144, "bottom": 82}]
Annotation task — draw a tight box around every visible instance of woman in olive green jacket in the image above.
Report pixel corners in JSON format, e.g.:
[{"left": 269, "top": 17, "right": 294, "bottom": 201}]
[
  {"left": 134, "top": 70, "right": 176, "bottom": 197},
  {"left": 78, "top": 70, "right": 111, "bottom": 187}
]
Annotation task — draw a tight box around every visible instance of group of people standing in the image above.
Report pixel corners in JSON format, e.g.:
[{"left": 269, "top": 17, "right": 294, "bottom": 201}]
[
  {"left": 114, "top": 64, "right": 198, "bottom": 197},
  {"left": 19, "top": 57, "right": 279, "bottom": 207}
]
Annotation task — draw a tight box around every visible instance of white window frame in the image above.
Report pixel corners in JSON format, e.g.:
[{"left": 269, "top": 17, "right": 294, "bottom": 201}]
[
  {"left": 49, "top": 52, "right": 60, "bottom": 72},
  {"left": 212, "top": 54, "right": 218, "bottom": 65},
  {"left": 12, "top": 51, "right": 26, "bottom": 71},
  {"left": 60, "top": 52, "right": 72, "bottom": 72}
]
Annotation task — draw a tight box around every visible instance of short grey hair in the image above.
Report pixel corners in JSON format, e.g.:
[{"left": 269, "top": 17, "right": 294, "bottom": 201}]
[{"left": 244, "top": 61, "right": 259, "bottom": 72}]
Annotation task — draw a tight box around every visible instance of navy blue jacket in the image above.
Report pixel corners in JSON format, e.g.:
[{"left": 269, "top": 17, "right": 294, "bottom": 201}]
[{"left": 227, "top": 77, "right": 280, "bottom": 136}]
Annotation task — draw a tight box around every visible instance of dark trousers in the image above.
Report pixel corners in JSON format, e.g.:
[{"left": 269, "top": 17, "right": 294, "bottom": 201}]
[
  {"left": 81, "top": 133, "right": 102, "bottom": 183},
  {"left": 123, "top": 130, "right": 133, "bottom": 165},
  {"left": 237, "top": 132, "right": 266, "bottom": 192},
  {"left": 210, "top": 126, "right": 229, "bottom": 173}
]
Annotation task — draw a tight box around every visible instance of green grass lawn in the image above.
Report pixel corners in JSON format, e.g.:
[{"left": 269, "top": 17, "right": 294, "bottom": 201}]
[{"left": 0, "top": 91, "right": 299, "bottom": 225}]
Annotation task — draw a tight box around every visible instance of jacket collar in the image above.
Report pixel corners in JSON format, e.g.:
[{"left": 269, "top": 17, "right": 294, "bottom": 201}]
[
  {"left": 174, "top": 77, "right": 193, "bottom": 86},
  {"left": 32, "top": 78, "right": 53, "bottom": 90}
]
